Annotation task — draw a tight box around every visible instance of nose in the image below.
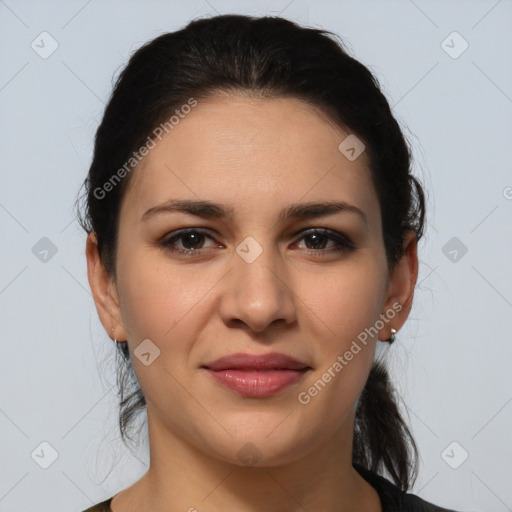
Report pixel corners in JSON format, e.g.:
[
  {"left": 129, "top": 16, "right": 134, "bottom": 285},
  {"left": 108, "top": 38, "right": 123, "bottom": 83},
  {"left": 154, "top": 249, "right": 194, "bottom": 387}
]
[{"left": 219, "top": 241, "right": 297, "bottom": 334}]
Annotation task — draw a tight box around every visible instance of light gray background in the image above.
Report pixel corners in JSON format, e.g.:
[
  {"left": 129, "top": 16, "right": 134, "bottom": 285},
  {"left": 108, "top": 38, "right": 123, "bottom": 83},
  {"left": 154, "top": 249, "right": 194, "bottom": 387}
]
[{"left": 1, "top": 0, "right": 511, "bottom": 511}]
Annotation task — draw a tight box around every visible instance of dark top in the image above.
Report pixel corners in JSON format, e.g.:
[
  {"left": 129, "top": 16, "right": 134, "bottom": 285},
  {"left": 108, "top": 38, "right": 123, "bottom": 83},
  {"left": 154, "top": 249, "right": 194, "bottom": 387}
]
[{"left": 81, "top": 463, "right": 461, "bottom": 511}]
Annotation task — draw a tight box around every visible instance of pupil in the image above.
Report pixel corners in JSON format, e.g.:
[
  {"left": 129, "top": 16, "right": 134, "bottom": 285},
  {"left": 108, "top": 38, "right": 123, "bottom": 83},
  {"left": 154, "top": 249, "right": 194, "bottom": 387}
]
[
  {"left": 183, "top": 233, "right": 202, "bottom": 249},
  {"left": 307, "top": 234, "right": 326, "bottom": 250}
]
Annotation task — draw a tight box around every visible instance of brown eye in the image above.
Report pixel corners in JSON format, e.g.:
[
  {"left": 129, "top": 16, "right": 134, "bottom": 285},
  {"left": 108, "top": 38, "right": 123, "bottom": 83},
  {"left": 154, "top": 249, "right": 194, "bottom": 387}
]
[
  {"left": 160, "top": 228, "right": 355, "bottom": 258},
  {"left": 160, "top": 229, "right": 217, "bottom": 255},
  {"left": 295, "top": 229, "right": 355, "bottom": 256}
]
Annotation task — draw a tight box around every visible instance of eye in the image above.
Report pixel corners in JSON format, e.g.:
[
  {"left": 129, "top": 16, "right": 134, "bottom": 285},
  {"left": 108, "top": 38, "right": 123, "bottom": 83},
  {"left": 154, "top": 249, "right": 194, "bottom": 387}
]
[
  {"left": 293, "top": 228, "right": 355, "bottom": 257},
  {"left": 160, "top": 228, "right": 217, "bottom": 255},
  {"left": 159, "top": 228, "right": 355, "bottom": 257}
]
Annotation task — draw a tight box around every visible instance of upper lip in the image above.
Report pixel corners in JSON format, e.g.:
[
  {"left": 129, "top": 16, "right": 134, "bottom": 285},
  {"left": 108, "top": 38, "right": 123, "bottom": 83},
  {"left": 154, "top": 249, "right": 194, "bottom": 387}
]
[{"left": 202, "top": 352, "right": 311, "bottom": 371}]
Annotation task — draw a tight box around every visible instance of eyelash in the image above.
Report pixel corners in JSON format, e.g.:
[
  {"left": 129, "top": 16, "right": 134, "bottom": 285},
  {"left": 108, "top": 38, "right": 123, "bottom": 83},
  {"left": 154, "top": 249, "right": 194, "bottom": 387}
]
[{"left": 159, "top": 228, "right": 355, "bottom": 258}]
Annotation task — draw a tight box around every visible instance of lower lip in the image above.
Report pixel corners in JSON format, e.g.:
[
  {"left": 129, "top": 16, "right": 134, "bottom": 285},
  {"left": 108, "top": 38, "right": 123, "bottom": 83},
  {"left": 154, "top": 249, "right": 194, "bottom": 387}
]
[{"left": 205, "top": 369, "right": 309, "bottom": 397}]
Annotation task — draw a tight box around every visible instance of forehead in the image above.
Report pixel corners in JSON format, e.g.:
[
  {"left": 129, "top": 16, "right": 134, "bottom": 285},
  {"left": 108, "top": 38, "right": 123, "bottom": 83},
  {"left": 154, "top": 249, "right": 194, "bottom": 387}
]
[{"left": 121, "top": 95, "right": 380, "bottom": 229}]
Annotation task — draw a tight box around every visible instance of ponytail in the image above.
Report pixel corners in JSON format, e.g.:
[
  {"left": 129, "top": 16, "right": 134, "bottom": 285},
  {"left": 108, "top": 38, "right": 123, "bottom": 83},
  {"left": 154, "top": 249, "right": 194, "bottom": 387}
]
[{"left": 353, "top": 360, "right": 419, "bottom": 491}]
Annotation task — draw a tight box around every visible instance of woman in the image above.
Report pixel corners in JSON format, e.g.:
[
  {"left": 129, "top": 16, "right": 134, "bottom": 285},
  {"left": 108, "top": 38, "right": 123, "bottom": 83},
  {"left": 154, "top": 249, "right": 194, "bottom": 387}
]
[{"left": 78, "top": 14, "right": 462, "bottom": 512}]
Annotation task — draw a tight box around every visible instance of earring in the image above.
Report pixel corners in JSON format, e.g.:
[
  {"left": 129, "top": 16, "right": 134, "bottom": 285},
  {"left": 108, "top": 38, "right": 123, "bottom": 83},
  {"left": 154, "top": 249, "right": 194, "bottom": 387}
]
[{"left": 385, "top": 327, "right": 397, "bottom": 344}]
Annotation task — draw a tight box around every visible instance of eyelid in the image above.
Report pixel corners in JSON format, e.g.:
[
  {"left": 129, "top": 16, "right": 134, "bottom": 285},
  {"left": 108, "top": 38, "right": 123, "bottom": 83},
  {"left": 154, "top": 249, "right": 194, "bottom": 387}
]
[
  {"left": 160, "top": 228, "right": 219, "bottom": 250},
  {"left": 293, "top": 227, "right": 354, "bottom": 245},
  {"left": 159, "top": 226, "right": 355, "bottom": 256}
]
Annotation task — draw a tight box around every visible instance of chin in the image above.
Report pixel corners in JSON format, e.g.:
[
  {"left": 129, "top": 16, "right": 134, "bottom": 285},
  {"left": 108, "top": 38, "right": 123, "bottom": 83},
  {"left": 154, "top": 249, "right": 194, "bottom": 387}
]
[{"left": 197, "top": 415, "right": 319, "bottom": 468}]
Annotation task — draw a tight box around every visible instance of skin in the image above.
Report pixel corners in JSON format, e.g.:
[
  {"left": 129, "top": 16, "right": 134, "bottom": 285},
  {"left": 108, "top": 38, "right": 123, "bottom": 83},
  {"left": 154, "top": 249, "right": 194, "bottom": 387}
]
[{"left": 86, "top": 93, "right": 418, "bottom": 512}]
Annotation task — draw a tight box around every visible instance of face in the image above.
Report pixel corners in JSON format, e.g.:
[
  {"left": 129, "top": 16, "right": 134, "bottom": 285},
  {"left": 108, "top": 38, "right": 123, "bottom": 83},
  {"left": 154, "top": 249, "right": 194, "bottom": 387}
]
[{"left": 88, "top": 94, "right": 416, "bottom": 468}]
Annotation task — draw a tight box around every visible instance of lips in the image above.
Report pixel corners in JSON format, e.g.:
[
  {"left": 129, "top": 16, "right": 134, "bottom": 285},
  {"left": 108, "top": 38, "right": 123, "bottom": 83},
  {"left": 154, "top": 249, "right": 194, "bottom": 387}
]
[
  {"left": 202, "top": 352, "right": 311, "bottom": 398},
  {"left": 202, "top": 352, "right": 310, "bottom": 371}
]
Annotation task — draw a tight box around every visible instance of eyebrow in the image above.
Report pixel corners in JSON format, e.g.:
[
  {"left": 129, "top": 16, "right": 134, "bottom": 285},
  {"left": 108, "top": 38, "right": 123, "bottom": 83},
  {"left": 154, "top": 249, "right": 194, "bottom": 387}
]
[{"left": 141, "top": 199, "right": 369, "bottom": 229}]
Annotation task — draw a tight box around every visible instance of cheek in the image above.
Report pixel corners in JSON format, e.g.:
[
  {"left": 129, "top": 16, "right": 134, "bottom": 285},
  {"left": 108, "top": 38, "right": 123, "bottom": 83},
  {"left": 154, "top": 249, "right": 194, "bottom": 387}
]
[
  {"left": 115, "top": 251, "right": 217, "bottom": 411},
  {"left": 116, "top": 249, "right": 208, "bottom": 348},
  {"left": 303, "top": 257, "right": 386, "bottom": 348},
  {"left": 293, "top": 258, "right": 385, "bottom": 418}
]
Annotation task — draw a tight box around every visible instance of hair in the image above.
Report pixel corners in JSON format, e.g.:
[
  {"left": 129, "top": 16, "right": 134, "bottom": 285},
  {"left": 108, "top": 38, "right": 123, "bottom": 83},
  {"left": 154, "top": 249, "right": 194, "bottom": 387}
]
[{"left": 76, "top": 14, "right": 425, "bottom": 491}]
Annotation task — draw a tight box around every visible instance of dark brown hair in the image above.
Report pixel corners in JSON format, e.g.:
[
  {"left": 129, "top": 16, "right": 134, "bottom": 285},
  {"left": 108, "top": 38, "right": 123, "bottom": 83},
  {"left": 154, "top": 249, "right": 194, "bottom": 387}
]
[{"left": 77, "top": 13, "right": 425, "bottom": 491}]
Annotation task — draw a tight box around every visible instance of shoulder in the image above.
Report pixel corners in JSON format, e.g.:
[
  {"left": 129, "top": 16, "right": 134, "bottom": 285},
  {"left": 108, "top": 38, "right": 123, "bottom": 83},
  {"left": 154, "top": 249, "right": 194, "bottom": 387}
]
[
  {"left": 81, "top": 497, "right": 113, "bottom": 512},
  {"left": 353, "top": 463, "right": 463, "bottom": 512},
  {"left": 400, "top": 491, "right": 461, "bottom": 511}
]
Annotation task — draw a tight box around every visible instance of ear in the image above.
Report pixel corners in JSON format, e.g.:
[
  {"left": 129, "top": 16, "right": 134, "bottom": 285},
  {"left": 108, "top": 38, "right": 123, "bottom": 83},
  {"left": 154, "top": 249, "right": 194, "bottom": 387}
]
[
  {"left": 378, "top": 230, "right": 419, "bottom": 341},
  {"left": 85, "top": 232, "right": 127, "bottom": 342}
]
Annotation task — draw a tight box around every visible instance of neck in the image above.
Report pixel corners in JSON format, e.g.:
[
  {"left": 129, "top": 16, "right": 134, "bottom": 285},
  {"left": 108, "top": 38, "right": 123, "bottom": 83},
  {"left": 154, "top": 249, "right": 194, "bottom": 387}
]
[{"left": 112, "top": 410, "right": 382, "bottom": 512}]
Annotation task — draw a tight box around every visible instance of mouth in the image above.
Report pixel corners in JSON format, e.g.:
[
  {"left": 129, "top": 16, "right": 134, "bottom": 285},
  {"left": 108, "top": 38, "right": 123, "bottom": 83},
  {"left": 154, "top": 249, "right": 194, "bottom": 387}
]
[{"left": 201, "top": 352, "right": 312, "bottom": 398}]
